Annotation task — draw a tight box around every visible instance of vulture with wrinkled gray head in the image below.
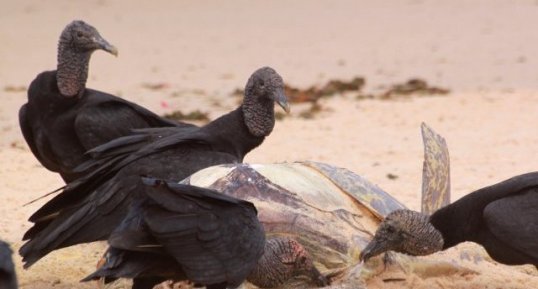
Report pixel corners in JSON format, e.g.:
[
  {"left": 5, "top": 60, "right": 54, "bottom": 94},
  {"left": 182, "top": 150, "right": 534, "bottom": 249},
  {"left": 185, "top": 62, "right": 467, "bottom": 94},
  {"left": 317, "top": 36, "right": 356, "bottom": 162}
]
[
  {"left": 19, "top": 20, "right": 189, "bottom": 183},
  {"left": 360, "top": 172, "right": 538, "bottom": 269}
]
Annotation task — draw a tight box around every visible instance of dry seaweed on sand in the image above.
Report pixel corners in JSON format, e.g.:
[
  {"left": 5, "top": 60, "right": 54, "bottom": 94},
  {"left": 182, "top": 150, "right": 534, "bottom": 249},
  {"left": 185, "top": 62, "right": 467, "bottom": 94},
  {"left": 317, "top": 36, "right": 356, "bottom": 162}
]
[
  {"left": 3, "top": 85, "right": 27, "bottom": 92},
  {"left": 358, "top": 78, "right": 450, "bottom": 100},
  {"left": 284, "top": 77, "right": 365, "bottom": 103},
  {"left": 162, "top": 109, "right": 210, "bottom": 122},
  {"left": 141, "top": 82, "right": 170, "bottom": 91},
  {"left": 380, "top": 78, "right": 449, "bottom": 98}
]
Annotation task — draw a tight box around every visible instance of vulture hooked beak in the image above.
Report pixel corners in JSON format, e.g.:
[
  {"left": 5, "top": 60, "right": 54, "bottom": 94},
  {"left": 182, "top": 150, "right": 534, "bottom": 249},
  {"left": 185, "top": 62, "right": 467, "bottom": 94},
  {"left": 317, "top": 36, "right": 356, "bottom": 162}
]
[
  {"left": 94, "top": 36, "right": 118, "bottom": 57},
  {"left": 274, "top": 90, "right": 290, "bottom": 113},
  {"left": 359, "top": 238, "right": 388, "bottom": 263}
]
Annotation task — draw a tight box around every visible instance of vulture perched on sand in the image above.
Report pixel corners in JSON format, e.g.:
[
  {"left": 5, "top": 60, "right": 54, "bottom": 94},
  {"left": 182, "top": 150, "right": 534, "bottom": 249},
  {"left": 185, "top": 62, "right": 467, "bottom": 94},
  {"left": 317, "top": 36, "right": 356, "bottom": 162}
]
[
  {"left": 20, "top": 66, "right": 290, "bottom": 271},
  {"left": 81, "top": 178, "right": 328, "bottom": 289},
  {"left": 19, "top": 20, "right": 187, "bottom": 183},
  {"left": 360, "top": 172, "right": 538, "bottom": 268},
  {"left": 0, "top": 240, "right": 17, "bottom": 289}
]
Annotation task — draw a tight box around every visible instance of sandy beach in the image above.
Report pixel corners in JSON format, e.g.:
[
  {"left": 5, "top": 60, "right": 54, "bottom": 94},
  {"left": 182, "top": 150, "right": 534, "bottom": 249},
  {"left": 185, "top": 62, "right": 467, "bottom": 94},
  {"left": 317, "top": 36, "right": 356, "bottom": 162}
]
[{"left": 1, "top": 0, "right": 538, "bottom": 288}]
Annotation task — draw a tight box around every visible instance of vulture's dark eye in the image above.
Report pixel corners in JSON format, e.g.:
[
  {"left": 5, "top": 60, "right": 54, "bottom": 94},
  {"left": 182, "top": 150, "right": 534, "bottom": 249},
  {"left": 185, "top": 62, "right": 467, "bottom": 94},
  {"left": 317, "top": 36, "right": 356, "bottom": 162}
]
[{"left": 76, "top": 32, "right": 84, "bottom": 38}]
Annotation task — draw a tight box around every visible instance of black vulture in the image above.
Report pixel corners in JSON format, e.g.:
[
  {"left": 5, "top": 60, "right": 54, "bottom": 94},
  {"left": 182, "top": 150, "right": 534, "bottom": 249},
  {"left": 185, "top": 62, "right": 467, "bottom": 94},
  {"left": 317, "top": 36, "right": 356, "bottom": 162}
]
[
  {"left": 0, "top": 240, "right": 17, "bottom": 289},
  {"left": 359, "top": 172, "right": 538, "bottom": 268},
  {"left": 20, "top": 66, "right": 290, "bottom": 269},
  {"left": 81, "top": 178, "right": 328, "bottom": 289},
  {"left": 19, "top": 20, "right": 187, "bottom": 183}
]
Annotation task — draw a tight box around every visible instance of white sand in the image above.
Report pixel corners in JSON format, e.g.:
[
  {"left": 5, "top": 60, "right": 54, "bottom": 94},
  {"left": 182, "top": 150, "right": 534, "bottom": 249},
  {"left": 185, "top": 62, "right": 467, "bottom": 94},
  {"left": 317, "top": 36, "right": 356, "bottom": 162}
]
[{"left": 1, "top": 0, "right": 538, "bottom": 288}]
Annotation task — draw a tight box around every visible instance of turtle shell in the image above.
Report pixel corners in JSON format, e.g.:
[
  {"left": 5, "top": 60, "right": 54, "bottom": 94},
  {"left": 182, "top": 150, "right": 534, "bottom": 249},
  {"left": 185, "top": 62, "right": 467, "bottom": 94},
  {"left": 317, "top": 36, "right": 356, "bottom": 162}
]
[{"left": 181, "top": 161, "right": 406, "bottom": 279}]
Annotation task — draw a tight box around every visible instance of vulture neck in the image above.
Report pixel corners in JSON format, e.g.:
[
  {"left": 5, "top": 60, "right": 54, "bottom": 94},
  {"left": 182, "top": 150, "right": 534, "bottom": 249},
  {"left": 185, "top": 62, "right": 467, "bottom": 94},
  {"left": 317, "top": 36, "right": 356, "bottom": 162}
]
[
  {"left": 241, "top": 91, "right": 275, "bottom": 138},
  {"left": 428, "top": 178, "right": 521, "bottom": 249},
  {"left": 202, "top": 105, "right": 268, "bottom": 161},
  {"left": 57, "top": 44, "right": 91, "bottom": 97},
  {"left": 429, "top": 205, "right": 469, "bottom": 249}
]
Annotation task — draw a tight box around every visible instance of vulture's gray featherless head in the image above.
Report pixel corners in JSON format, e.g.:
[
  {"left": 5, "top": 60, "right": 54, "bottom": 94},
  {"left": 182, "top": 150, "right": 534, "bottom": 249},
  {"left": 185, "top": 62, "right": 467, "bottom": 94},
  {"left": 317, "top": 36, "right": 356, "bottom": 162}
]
[
  {"left": 57, "top": 20, "right": 117, "bottom": 97},
  {"left": 359, "top": 209, "right": 444, "bottom": 262},
  {"left": 242, "top": 67, "right": 290, "bottom": 137},
  {"left": 245, "top": 66, "right": 290, "bottom": 113},
  {"left": 247, "top": 237, "right": 329, "bottom": 288},
  {"left": 59, "top": 20, "right": 118, "bottom": 56}
]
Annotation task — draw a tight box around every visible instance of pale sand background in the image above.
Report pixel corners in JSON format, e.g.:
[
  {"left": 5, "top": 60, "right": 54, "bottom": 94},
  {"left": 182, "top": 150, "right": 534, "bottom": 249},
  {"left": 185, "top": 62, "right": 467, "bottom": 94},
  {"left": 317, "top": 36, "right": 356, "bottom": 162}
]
[{"left": 1, "top": 0, "right": 538, "bottom": 288}]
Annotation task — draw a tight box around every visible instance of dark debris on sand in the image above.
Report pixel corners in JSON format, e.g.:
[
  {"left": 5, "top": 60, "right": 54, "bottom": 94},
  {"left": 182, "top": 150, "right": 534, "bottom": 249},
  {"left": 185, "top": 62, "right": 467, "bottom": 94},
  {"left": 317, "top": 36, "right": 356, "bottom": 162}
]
[
  {"left": 4, "top": 85, "right": 27, "bottom": 93},
  {"left": 162, "top": 109, "right": 210, "bottom": 123},
  {"left": 141, "top": 82, "right": 171, "bottom": 91},
  {"left": 358, "top": 78, "right": 450, "bottom": 100}
]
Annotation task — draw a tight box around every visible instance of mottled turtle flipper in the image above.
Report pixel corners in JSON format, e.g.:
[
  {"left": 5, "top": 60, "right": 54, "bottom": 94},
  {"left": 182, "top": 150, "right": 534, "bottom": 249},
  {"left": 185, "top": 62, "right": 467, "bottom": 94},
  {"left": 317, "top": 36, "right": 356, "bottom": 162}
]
[{"left": 421, "top": 122, "right": 450, "bottom": 215}]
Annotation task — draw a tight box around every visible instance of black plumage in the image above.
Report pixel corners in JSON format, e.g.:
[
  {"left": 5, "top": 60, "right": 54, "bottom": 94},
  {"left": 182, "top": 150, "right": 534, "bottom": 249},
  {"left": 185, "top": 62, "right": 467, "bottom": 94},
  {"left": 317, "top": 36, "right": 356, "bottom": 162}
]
[
  {"left": 360, "top": 172, "right": 538, "bottom": 267},
  {"left": 19, "top": 20, "right": 185, "bottom": 182},
  {"left": 0, "top": 240, "right": 17, "bottom": 289},
  {"left": 81, "top": 178, "right": 327, "bottom": 289},
  {"left": 20, "top": 66, "right": 290, "bottom": 269}
]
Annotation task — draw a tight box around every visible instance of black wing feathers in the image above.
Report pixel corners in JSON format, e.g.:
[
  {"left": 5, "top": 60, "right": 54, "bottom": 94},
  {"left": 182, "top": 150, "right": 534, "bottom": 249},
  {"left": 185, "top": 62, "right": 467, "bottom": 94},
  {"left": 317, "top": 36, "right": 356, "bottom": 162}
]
[
  {"left": 28, "top": 128, "right": 212, "bottom": 224},
  {"left": 81, "top": 248, "right": 181, "bottom": 283},
  {"left": 75, "top": 88, "right": 184, "bottom": 151},
  {"left": 75, "top": 103, "right": 155, "bottom": 151},
  {"left": 84, "top": 127, "right": 184, "bottom": 160},
  {"left": 20, "top": 70, "right": 186, "bottom": 182},
  {"left": 20, "top": 177, "right": 138, "bottom": 268},
  {"left": 88, "top": 178, "right": 264, "bottom": 286},
  {"left": 483, "top": 188, "right": 538, "bottom": 260},
  {"left": 473, "top": 172, "right": 538, "bottom": 199},
  {"left": 19, "top": 104, "right": 59, "bottom": 172},
  {"left": 142, "top": 177, "right": 247, "bottom": 208},
  {"left": 108, "top": 200, "right": 159, "bottom": 252},
  {"left": 140, "top": 179, "right": 264, "bottom": 285}
]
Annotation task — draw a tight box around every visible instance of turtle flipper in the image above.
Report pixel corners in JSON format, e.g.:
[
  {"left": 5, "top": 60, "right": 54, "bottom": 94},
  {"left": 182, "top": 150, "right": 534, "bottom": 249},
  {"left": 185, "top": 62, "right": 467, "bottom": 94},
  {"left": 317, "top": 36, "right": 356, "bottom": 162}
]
[{"left": 420, "top": 122, "right": 451, "bottom": 215}]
